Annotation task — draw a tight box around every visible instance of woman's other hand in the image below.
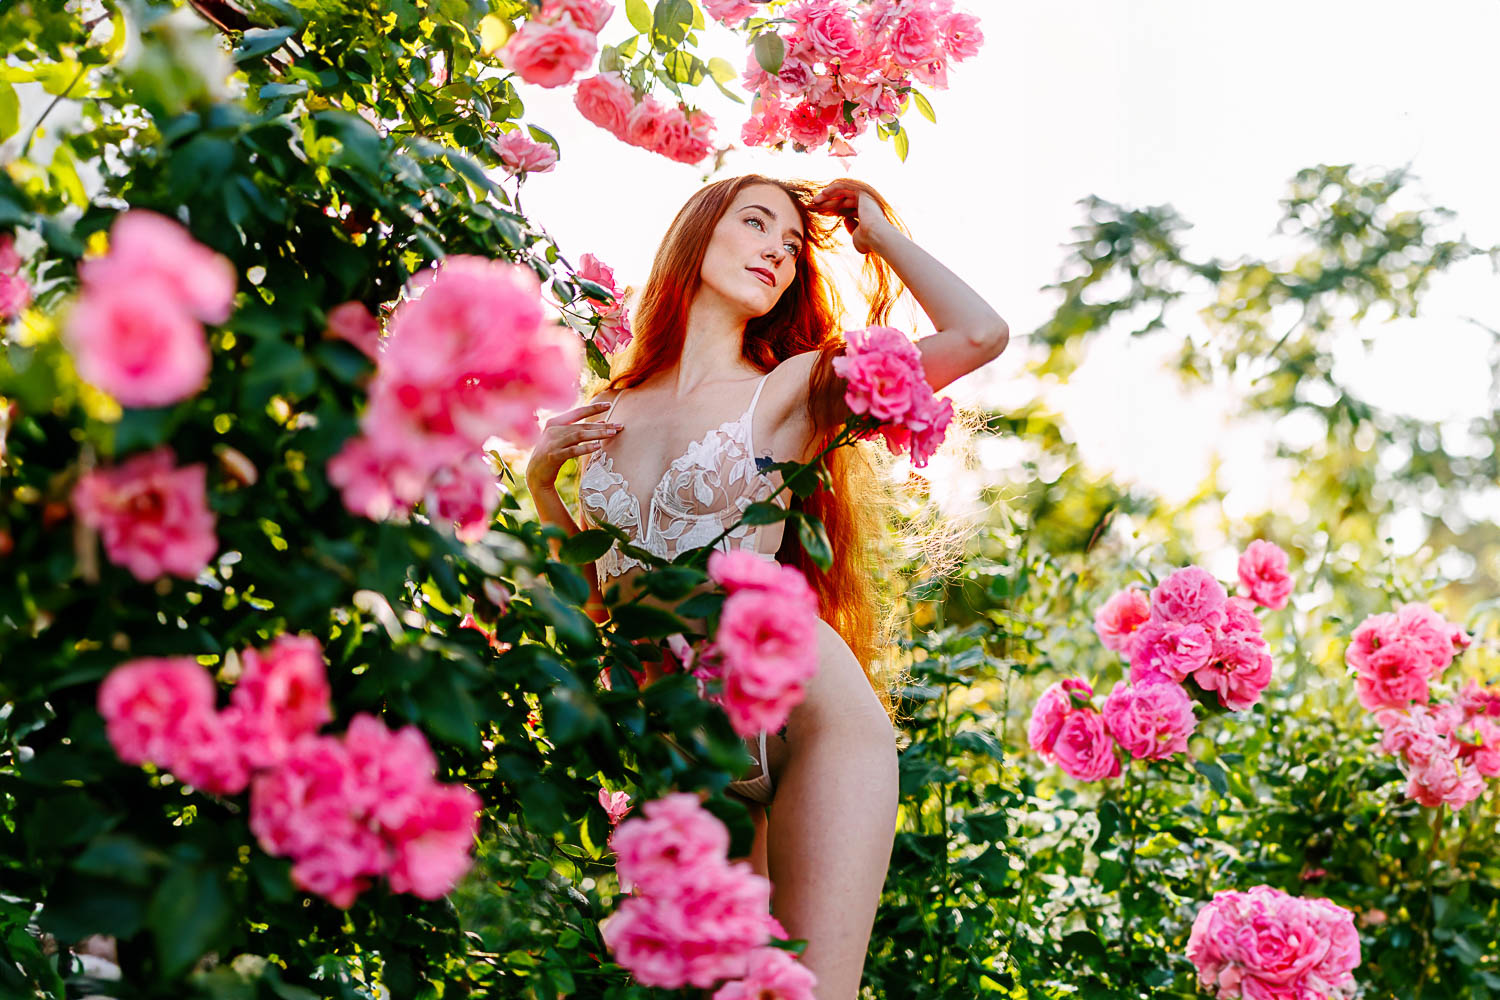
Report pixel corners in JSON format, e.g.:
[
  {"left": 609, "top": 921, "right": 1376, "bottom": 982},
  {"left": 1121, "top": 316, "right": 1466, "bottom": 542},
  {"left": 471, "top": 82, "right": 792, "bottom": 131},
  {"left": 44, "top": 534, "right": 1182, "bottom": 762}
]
[
  {"left": 524, "top": 401, "right": 619, "bottom": 495},
  {"left": 809, "top": 182, "right": 897, "bottom": 256}
]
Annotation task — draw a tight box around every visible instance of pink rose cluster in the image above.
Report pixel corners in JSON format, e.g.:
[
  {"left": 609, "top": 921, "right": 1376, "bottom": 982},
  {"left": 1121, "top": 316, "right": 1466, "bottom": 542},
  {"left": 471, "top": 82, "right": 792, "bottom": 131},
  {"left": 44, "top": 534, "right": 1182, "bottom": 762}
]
[
  {"left": 832, "top": 325, "right": 953, "bottom": 467},
  {"left": 1346, "top": 602, "right": 1493, "bottom": 809},
  {"left": 603, "top": 793, "right": 814, "bottom": 998},
  {"left": 1099, "top": 552, "right": 1289, "bottom": 712},
  {"left": 64, "top": 210, "right": 235, "bottom": 408},
  {"left": 493, "top": 129, "right": 559, "bottom": 175},
  {"left": 705, "top": 550, "right": 821, "bottom": 737},
  {"left": 72, "top": 446, "right": 218, "bottom": 583},
  {"left": 500, "top": 0, "right": 612, "bottom": 88},
  {"left": 1028, "top": 675, "right": 1198, "bottom": 779},
  {"left": 738, "top": 0, "right": 984, "bottom": 155},
  {"left": 0, "top": 232, "right": 31, "bottom": 320},
  {"left": 576, "top": 252, "right": 633, "bottom": 355},
  {"left": 97, "top": 637, "right": 480, "bottom": 907},
  {"left": 1187, "top": 886, "right": 1360, "bottom": 1000},
  {"left": 573, "top": 71, "right": 717, "bottom": 165},
  {"left": 327, "top": 256, "right": 580, "bottom": 539}
]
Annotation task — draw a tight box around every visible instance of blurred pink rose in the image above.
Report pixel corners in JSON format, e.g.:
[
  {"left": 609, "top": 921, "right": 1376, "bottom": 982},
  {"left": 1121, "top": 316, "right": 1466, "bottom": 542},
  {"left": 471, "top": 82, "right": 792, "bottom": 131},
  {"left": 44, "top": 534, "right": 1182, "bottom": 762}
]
[
  {"left": 669, "top": 862, "right": 779, "bottom": 987},
  {"left": 98, "top": 656, "right": 217, "bottom": 769},
  {"left": 574, "top": 73, "right": 636, "bottom": 137},
  {"left": 712, "top": 945, "right": 818, "bottom": 1000},
  {"left": 601, "top": 894, "right": 690, "bottom": 987},
  {"left": 494, "top": 129, "right": 559, "bottom": 174},
  {"left": 1405, "top": 750, "right": 1484, "bottom": 810},
  {"left": 342, "top": 712, "right": 441, "bottom": 833},
  {"left": 78, "top": 210, "right": 236, "bottom": 324},
  {"left": 540, "top": 0, "right": 613, "bottom": 33},
  {"left": 938, "top": 10, "right": 984, "bottom": 61},
  {"left": 741, "top": 95, "right": 791, "bottom": 146},
  {"left": 72, "top": 447, "right": 218, "bottom": 582},
  {"left": 327, "top": 433, "right": 422, "bottom": 521},
  {"left": 704, "top": 0, "right": 758, "bottom": 23},
  {"left": 1237, "top": 539, "right": 1293, "bottom": 610},
  {"left": 1094, "top": 587, "right": 1150, "bottom": 653},
  {"left": 714, "top": 586, "right": 819, "bottom": 736},
  {"left": 1051, "top": 709, "right": 1120, "bottom": 781},
  {"left": 888, "top": 8, "right": 942, "bottom": 69},
  {"left": 1027, "top": 678, "right": 1093, "bottom": 757},
  {"left": 1394, "top": 602, "right": 1461, "bottom": 677},
  {"left": 65, "top": 284, "right": 212, "bottom": 408},
  {"left": 1102, "top": 680, "right": 1196, "bottom": 760},
  {"left": 228, "top": 635, "right": 333, "bottom": 770},
  {"left": 0, "top": 233, "right": 30, "bottom": 319},
  {"left": 426, "top": 454, "right": 500, "bottom": 542},
  {"left": 168, "top": 706, "right": 252, "bottom": 795},
  {"left": 708, "top": 549, "right": 818, "bottom": 610},
  {"left": 1354, "top": 642, "right": 1432, "bottom": 711},
  {"left": 501, "top": 21, "right": 597, "bottom": 88},
  {"left": 1150, "top": 566, "right": 1229, "bottom": 630},
  {"left": 385, "top": 781, "right": 482, "bottom": 898},
  {"left": 1458, "top": 717, "right": 1500, "bottom": 778},
  {"left": 624, "top": 96, "right": 674, "bottom": 149},
  {"left": 610, "top": 792, "right": 731, "bottom": 895},
  {"left": 324, "top": 301, "right": 382, "bottom": 360},
  {"left": 1129, "top": 621, "right": 1214, "bottom": 684},
  {"left": 599, "top": 787, "right": 633, "bottom": 826},
  {"left": 0, "top": 233, "right": 21, "bottom": 272}
]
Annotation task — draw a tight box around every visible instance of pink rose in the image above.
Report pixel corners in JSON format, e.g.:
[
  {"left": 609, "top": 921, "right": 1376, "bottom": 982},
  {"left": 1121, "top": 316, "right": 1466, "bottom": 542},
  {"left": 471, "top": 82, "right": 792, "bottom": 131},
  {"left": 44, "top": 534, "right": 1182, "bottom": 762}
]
[
  {"left": 501, "top": 21, "right": 597, "bottom": 88},
  {"left": 1050, "top": 709, "right": 1120, "bottom": 781},
  {"left": 834, "top": 326, "right": 953, "bottom": 465},
  {"left": 1195, "top": 630, "right": 1273, "bottom": 712},
  {"left": 98, "top": 656, "right": 218, "bottom": 769},
  {"left": 741, "top": 94, "right": 791, "bottom": 146},
  {"left": 1150, "top": 566, "right": 1229, "bottom": 630},
  {"left": 713, "top": 946, "right": 818, "bottom": 1000},
  {"left": 610, "top": 793, "right": 731, "bottom": 895},
  {"left": 540, "top": 0, "right": 613, "bottom": 33},
  {"left": 327, "top": 433, "right": 422, "bottom": 521},
  {"left": 902, "top": 392, "right": 954, "bottom": 467},
  {"left": 324, "top": 301, "right": 382, "bottom": 360},
  {"left": 1102, "top": 680, "right": 1196, "bottom": 760},
  {"left": 595, "top": 313, "right": 633, "bottom": 354},
  {"left": 1187, "top": 887, "right": 1360, "bottom": 1000},
  {"left": 1094, "top": 587, "right": 1150, "bottom": 653},
  {"left": 0, "top": 272, "right": 29, "bottom": 319},
  {"left": 708, "top": 549, "right": 818, "bottom": 610},
  {"left": 577, "top": 252, "right": 620, "bottom": 298},
  {"left": 624, "top": 96, "right": 674, "bottom": 150},
  {"left": 703, "top": 0, "right": 758, "bottom": 24},
  {"left": 1027, "top": 678, "right": 1093, "bottom": 757},
  {"left": 228, "top": 635, "right": 333, "bottom": 770},
  {"left": 64, "top": 283, "right": 212, "bottom": 408},
  {"left": 600, "top": 894, "right": 692, "bottom": 988},
  {"left": 1354, "top": 642, "right": 1431, "bottom": 711},
  {"left": 342, "top": 712, "right": 441, "bottom": 834},
  {"left": 1237, "top": 539, "right": 1293, "bottom": 610},
  {"left": 493, "top": 129, "right": 559, "bottom": 174},
  {"left": 599, "top": 787, "right": 633, "bottom": 826},
  {"left": 72, "top": 447, "right": 218, "bottom": 582},
  {"left": 667, "top": 861, "right": 779, "bottom": 987},
  {"left": 786, "top": 99, "right": 839, "bottom": 148},
  {"left": 426, "top": 453, "right": 500, "bottom": 542},
  {"left": 938, "top": 9, "right": 984, "bottom": 61},
  {"left": 714, "top": 586, "right": 820, "bottom": 736},
  {"left": 385, "top": 781, "right": 482, "bottom": 899},
  {"left": 1458, "top": 717, "right": 1500, "bottom": 778},
  {"left": 78, "top": 210, "right": 236, "bottom": 324},
  {"left": 0, "top": 233, "right": 21, "bottom": 273},
  {"left": 167, "top": 706, "right": 252, "bottom": 795},
  {"left": 1129, "top": 621, "right": 1214, "bottom": 684},
  {"left": 1393, "top": 602, "right": 1460, "bottom": 677},
  {"left": 574, "top": 73, "right": 636, "bottom": 137},
  {"left": 1405, "top": 750, "right": 1484, "bottom": 810},
  {"left": 789, "top": 0, "right": 861, "bottom": 62},
  {"left": 888, "top": 8, "right": 942, "bottom": 69}
]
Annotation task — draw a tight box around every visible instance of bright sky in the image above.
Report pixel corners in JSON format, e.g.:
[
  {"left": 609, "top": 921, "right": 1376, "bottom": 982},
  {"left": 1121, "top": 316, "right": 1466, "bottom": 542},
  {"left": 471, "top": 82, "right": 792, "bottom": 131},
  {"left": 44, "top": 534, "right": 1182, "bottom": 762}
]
[{"left": 518, "top": 0, "right": 1500, "bottom": 512}]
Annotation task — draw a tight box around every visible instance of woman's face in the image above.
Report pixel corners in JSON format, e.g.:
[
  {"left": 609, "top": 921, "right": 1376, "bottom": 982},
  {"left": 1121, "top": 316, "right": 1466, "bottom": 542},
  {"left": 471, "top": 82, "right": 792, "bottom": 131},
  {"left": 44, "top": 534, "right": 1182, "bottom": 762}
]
[{"left": 698, "top": 183, "right": 806, "bottom": 320}]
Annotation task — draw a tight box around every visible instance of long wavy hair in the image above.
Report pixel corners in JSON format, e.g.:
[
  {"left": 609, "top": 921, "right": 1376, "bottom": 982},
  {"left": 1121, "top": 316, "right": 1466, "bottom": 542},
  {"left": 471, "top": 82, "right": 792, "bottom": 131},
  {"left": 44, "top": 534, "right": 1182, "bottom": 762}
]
[{"left": 605, "top": 174, "right": 906, "bottom": 713}]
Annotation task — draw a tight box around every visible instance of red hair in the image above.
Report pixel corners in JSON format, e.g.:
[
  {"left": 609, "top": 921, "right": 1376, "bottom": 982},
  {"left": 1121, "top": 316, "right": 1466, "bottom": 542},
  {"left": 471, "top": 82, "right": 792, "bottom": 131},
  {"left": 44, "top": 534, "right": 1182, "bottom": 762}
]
[{"left": 608, "top": 175, "right": 905, "bottom": 711}]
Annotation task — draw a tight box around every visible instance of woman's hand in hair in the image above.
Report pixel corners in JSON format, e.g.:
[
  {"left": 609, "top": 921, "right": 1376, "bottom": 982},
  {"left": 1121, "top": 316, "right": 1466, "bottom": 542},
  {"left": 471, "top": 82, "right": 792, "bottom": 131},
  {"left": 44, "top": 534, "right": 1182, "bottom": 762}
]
[
  {"left": 810, "top": 182, "right": 898, "bottom": 257},
  {"left": 524, "top": 400, "right": 619, "bottom": 497}
]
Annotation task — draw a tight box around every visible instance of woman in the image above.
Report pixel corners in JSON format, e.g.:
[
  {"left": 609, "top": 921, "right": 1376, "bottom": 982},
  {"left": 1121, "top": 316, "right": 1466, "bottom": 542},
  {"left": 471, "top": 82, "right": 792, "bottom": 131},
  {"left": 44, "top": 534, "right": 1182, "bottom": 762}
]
[{"left": 526, "top": 175, "right": 1008, "bottom": 997}]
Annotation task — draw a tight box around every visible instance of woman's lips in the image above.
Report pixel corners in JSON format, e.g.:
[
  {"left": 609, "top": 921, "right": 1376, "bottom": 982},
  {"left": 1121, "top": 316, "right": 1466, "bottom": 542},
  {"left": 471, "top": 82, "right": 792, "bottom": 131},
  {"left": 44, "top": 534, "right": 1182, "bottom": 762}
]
[{"left": 747, "top": 267, "right": 775, "bottom": 286}]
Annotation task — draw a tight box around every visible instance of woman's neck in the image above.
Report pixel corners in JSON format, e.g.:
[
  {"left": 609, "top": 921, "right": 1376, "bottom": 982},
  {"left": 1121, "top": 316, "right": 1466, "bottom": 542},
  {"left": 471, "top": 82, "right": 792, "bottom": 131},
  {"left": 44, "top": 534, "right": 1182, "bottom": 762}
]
[{"left": 673, "top": 289, "right": 758, "bottom": 395}]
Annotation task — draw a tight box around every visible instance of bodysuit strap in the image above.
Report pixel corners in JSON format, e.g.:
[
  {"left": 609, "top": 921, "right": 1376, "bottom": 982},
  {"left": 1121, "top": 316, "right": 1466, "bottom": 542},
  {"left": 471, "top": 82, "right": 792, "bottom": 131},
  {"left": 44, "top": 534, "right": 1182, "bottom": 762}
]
[
  {"left": 604, "top": 389, "right": 624, "bottom": 420},
  {"left": 745, "top": 373, "right": 771, "bottom": 422}
]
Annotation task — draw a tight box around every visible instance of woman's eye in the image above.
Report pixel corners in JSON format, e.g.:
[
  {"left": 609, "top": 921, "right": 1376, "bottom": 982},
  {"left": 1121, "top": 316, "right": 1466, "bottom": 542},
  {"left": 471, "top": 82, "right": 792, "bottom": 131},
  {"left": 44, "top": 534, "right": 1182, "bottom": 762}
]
[
  {"left": 746, "top": 217, "right": 764, "bottom": 231},
  {"left": 784, "top": 242, "right": 799, "bottom": 255}
]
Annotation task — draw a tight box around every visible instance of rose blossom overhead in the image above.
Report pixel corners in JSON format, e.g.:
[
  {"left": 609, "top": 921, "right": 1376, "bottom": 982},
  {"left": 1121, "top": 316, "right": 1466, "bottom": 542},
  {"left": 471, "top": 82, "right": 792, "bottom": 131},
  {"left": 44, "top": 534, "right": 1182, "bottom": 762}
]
[
  {"left": 493, "top": 129, "right": 559, "bottom": 174},
  {"left": 576, "top": 252, "right": 633, "bottom": 354}
]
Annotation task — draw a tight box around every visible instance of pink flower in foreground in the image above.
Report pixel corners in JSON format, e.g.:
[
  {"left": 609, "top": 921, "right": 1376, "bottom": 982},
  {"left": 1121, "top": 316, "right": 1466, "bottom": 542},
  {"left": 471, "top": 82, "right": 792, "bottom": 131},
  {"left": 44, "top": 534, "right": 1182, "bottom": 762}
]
[
  {"left": 228, "top": 635, "right": 333, "bottom": 770},
  {"left": 1150, "top": 566, "right": 1229, "bottom": 630},
  {"left": 0, "top": 234, "right": 30, "bottom": 319},
  {"left": 610, "top": 792, "right": 731, "bottom": 896},
  {"left": 1195, "top": 630, "right": 1273, "bottom": 712},
  {"left": 1094, "top": 587, "right": 1150, "bottom": 653},
  {"left": 540, "top": 0, "right": 613, "bottom": 33},
  {"left": 1027, "top": 678, "right": 1093, "bottom": 757},
  {"left": 385, "top": 781, "right": 483, "bottom": 898},
  {"left": 1187, "top": 886, "right": 1360, "bottom": 1000},
  {"left": 1051, "top": 709, "right": 1120, "bottom": 781},
  {"left": 600, "top": 894, "right": 691, "bottom": 988},
  {"left": 715, "top": 585, "right": 820, "bottom": 736},
  {"left": 703, "top": 0, "right": 758, "bottom": 23},
  {"left": 1393, "top": 602, "right": 1462, "bottom": 677},
  {"left": 1405, "top": 750, "right": 1485, "bottom": 809},
  {"left": 708, "top": 549, "right": 818, "bottom": 610},
  {"left": 64, "top": 284, "right": 212, "bottom": 408},
  {"left": 713, "top": 946, "right": 818, "bottom": 1000},
  {"left": 1102, "top": 680, "right": 1196, "bottom": 760},
  {"left": 0, "top": 234, "right": 22, "bottom": 273},
  {"left": 833, "top": 325, "right": 952, "bottom": 467},
  {"left": 168, "top": 707, "right": 252, "bottom": 795},
  {"left": 324, "top": 301, "right": 382, "bottom": 360},
  {"left": 1129, "top": 621, "right": 1214, "bottom": 684},
  {"left": 98, "top": 657, "right": 217, "bottom": 769},
  {"left": 426, "top": 454, "right": 500, "bottom": 542},
  {"left": 667, "top": 861, "right": 779, "bottom": 987},
  {"left": 326, "top": 433, "right": 421, "bottom": 521},
  {"left": 574, "top": 73, "right": 636, "bottom": 137},
  {"left": 599, "top": 788, "right": 633, "bottom": 826},
  {"left": 501, "top": 21, "right": 597, "bottom": 88},
  {"left": 78, "top": 210, "right": 236, "bottom": 324},
  {"left": 494, "top": 129, "right": 559, "bottom": 174},
  {"left": 72, "top": 448, "right": 218, "bottom": 582},
  {"left": 1237, "top": 539, "right": 1293, "bottom": 610},
  {"left": 342, "top": 712, "right": 441, "bottom": 834}
]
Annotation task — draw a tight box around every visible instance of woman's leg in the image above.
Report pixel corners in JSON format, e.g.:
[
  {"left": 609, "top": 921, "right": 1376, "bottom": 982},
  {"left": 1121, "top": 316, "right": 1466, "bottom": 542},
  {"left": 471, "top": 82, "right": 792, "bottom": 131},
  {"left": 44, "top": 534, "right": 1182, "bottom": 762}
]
[{"left": 764, "top": 621, "right": 898, "bottom": 999}]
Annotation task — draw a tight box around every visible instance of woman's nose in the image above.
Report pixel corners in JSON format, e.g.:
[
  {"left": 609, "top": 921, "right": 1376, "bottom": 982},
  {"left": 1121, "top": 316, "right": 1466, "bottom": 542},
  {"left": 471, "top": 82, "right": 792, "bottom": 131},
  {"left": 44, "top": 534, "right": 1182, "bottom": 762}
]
[{"left": 762, "top": 246, "right": 784, "bottom": 266}]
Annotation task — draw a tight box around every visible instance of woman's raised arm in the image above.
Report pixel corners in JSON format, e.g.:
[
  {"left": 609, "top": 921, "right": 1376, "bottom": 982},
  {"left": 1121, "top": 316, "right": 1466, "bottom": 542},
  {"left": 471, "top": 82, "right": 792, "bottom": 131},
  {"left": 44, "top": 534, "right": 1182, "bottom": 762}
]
[{"left": 810, "top": 182, "right": 1010, "bottom": 392}]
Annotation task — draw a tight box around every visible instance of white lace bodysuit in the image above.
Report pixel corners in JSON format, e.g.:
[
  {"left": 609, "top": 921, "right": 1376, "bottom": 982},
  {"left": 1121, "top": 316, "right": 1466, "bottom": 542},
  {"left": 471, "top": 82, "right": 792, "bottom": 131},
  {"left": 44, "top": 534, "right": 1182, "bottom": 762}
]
[{"left": 577, "top": 373, "right": 786, "bottom": 804}]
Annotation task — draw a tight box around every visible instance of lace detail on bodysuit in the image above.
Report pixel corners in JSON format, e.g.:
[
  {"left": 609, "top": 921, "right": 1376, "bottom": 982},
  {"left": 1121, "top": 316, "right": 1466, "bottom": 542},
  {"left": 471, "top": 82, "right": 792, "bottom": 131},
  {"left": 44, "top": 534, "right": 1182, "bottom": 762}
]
[{"left": 578, "top": 374, "right": 785, "bottom": 580}]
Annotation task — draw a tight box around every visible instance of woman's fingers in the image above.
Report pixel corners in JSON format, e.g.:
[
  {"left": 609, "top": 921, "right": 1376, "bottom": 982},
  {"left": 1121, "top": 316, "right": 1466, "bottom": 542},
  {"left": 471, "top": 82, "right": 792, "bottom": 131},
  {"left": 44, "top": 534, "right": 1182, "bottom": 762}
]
[
  {"left": 544, "top": 400, "right": 612, "bottom": 429},
  {"left": 555, "top": 423, "right": 620, "bottom": 446}
]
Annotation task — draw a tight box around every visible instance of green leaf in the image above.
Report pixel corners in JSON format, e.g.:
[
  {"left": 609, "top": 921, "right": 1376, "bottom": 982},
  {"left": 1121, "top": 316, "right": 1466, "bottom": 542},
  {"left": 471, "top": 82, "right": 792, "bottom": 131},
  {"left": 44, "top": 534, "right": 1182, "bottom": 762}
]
[
  {"left": 707, "top": 56, "right": 737, "bottom": 83},
  {"left": 0, "top": 81, "right": 19, "bottom": 143},
  {"left": 73, "top": 836, "right": 164, "bottom": 887},
  {"left": 911, "top": 89, "right": 936, "bottom": 123},
  {"left": 234, "top": 25, "right": 297, "bottom": 63},
  {"left": 752, "top": 32, "right": 785, "bottom": 75},
  {"left": 796, "top": 514, "right": 832, "bottom": 571},
  {"left": 652, "top": 0, "right": 694, "bottom": 50},
  {"left": 740, "top": 500, "right": 792, "bottom": 526},
  {"left": 626, "top": 0, "right": 652, "bottom": 33},
  {"left": 259, "top": 81, "right": 308, "bottom": 100},
  {"left": 674, "top": 591, "right": 723, "bottom": 620},
  {"left": 663, "top": 50, "right": 706, "bottom": 86},
  {"left": 893, "top": 127, "right": 910, "bottom": 162},
  {"left": 147, "top": 864, "right": 233, "bottom": 979},
  {"left": 559, "top": 528, "right": 616, "bottom": 565},
  {"left": 638, "top": 565, "right": 708, "bottom": 600},
  {"left": 586, "top": 339, "right": 612, "bottom": 379},
  {"left": 611, "top": 603, "right": 688, "bottom": 639},
  {"left": 1194, "top": 760, "right": 1229, "bottom": 796}
]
